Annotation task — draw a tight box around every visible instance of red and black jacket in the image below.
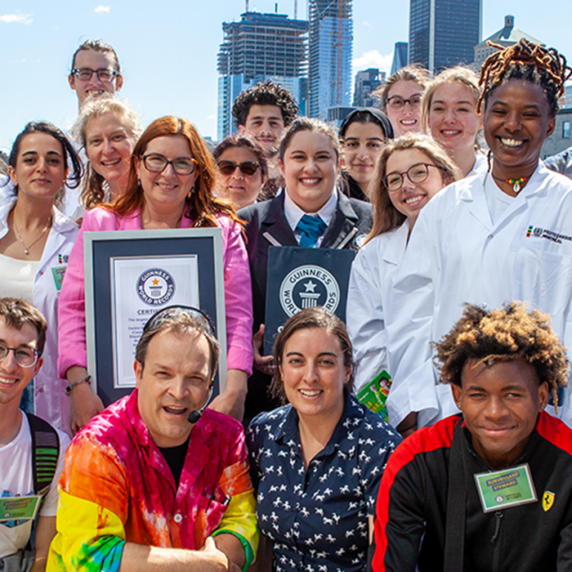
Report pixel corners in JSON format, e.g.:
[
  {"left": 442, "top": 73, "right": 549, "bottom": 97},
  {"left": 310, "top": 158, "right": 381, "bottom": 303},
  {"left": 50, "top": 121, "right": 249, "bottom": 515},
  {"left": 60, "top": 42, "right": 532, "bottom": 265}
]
[{"left": 371, "top": 413, "right": 572, "bottom": 572}]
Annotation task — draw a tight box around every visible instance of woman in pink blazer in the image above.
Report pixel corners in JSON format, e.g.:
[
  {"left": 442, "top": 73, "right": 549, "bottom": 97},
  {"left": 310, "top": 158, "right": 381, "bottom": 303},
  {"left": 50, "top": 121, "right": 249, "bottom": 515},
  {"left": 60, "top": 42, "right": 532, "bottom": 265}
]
[{"left": 59, "top": 116, "right": 253, "bottom": 433}]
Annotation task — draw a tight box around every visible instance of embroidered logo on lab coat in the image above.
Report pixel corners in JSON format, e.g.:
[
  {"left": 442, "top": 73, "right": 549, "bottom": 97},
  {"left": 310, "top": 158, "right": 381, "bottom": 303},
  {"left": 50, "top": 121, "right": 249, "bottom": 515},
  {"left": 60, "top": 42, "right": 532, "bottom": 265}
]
[{"left": 526, "top": 226, "right": 572, "bottom": 244}]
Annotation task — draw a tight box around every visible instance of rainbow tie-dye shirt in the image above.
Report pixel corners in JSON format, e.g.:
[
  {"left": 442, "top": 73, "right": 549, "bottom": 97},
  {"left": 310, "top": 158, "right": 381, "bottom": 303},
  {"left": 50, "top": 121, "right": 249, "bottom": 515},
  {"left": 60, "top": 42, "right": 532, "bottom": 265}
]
[{"left": 47, "top": 390, "right": 258, "bottom": 571}]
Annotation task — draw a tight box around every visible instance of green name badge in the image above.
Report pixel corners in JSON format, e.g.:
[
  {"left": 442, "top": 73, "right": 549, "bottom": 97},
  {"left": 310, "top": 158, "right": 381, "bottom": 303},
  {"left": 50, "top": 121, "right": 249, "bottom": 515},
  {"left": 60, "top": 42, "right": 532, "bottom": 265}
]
[
  {"left": 52, "top": 266, "right": 67, "bottom": 292},
  {"left": 0, "top": 495, "right": 42, "bottom": 522},
  {"left": 474, "top": 463, "right": 537, "bottom": 513},
  {"left": 356, "top": 370, "right": 392, "bottom": 421}
]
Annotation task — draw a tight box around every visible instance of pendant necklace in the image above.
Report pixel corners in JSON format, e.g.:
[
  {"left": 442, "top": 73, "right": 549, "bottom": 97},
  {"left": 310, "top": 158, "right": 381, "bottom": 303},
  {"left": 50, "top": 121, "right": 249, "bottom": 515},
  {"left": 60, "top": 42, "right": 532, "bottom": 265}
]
[
  {"left": 13, "top": 216, "right": 53, "bottom": 255},
  {"left": 492, "top": 174, "right": 529, "bottom": 194}
]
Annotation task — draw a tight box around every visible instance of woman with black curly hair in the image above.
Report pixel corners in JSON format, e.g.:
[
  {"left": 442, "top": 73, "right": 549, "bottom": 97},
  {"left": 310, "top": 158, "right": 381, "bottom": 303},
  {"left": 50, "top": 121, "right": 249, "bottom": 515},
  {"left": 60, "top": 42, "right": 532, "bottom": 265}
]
[{"left": 386, "top": 39, "right": 572, "bottom": 436}]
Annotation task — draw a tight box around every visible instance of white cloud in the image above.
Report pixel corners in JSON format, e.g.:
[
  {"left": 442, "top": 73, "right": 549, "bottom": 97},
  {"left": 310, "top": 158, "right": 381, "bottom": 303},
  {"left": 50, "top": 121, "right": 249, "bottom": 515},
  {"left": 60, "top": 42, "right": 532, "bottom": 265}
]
[
  {"left": 363, "top": 21, "right": 372, "bottom": 28},
  {"left": 94, "top": 5, "right": 111, "bottom": 14},
  {"left": 206, "top": 115, "right": 216, "bottom": 120},
  {"left": 0, "top": 13, "right": 33, "bottom": 24},
  {"left": 353, "top": 50, "right": 393, "bottom": 75}
]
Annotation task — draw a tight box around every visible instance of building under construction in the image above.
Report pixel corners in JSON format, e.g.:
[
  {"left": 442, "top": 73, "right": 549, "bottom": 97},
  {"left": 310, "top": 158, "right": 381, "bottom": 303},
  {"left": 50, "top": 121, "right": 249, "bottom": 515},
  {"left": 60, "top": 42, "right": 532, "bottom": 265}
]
[
  {"left": 308, "top": 0, "right": 353, "bottom": 120},
  {"left": 217, "top": 10, "right": 308, "bottom": 140}
]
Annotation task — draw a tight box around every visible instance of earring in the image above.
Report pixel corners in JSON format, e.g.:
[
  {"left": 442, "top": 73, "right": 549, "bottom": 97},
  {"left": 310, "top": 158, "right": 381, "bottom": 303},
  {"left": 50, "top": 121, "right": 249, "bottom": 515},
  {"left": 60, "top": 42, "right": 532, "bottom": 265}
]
[{"left": 187, "top": 186, "right": 195, "bottom": 199}]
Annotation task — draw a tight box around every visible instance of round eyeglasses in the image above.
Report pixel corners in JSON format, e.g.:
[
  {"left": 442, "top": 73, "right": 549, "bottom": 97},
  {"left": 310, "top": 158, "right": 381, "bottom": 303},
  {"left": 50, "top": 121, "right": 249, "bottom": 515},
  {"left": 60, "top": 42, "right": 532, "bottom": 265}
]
[
  {"left": 383, "top": 163, "right": 444, "bottom": 192},
  {"left": 142, "top": 154, "right": 198, "bottom": 176},
  {"left": 216, "top": 160, "right": 260, "bottom": 176},
  {"left": 0, "top": 343, "right": 40, "bottom": 368},
  {"left": 71, "top": 68, "right": 119, "bottom": 82},
  {"left": 386, "top": 94, "right": 422, "bottom": 110}
]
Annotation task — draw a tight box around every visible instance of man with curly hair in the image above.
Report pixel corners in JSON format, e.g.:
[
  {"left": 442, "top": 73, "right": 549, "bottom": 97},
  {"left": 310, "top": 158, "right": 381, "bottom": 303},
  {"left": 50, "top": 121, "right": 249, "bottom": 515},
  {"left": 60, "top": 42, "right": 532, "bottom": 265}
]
[
  {"left": 372, "top": 301, "right": 572, "bottom": 572},
  {"left": 232, "top": 80, "right": 298, "bottom": 154}
]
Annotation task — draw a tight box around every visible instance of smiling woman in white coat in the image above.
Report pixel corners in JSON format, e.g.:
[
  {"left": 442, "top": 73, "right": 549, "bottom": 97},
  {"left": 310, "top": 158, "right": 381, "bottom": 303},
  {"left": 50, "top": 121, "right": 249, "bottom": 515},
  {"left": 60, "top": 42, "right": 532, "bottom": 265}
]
[
  {"left": 386, "top": 39, "right": 572, "bottom": 435},
  {"left": 0, "top": 122, "right": 81, "bottom": 435},
  {"left": 346, "top": 134, "right": 460, "bottom": 430}
]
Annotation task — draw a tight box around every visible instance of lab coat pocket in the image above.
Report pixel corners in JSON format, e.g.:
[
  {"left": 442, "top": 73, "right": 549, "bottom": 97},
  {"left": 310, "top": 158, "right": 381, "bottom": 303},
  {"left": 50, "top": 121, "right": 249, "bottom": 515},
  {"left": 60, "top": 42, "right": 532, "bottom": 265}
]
[{"left": 510, "top": 237, "right": 572, "bottom": 320}]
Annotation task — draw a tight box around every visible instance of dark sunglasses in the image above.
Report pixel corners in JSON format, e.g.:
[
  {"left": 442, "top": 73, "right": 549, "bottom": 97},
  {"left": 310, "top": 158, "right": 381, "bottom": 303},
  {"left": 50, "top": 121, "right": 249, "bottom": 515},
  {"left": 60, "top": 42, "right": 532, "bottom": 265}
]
[{"left": 216, "top": 160, "right": 260, "bottom": 176}]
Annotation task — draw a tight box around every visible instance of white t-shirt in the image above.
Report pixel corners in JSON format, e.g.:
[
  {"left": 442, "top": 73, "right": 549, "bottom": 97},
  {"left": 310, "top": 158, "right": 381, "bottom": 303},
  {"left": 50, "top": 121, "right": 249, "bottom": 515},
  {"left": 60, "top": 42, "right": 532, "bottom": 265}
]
[
  {"left": 0, "top": 412, "right": 69, "bottom": 558},
  {"left": 484, "top": 173, "right": 514, "bottom": 226}
]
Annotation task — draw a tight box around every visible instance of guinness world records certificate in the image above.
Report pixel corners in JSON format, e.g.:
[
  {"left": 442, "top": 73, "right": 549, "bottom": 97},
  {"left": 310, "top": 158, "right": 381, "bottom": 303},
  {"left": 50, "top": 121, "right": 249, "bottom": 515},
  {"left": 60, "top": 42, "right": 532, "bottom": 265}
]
[{"left": 84, "top": 228, "right": 226, "bottom": 405}]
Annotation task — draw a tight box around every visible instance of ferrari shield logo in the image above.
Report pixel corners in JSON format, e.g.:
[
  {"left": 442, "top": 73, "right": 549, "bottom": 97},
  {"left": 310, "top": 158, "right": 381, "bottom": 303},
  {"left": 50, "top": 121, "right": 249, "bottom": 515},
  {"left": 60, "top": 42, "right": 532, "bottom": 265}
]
[{"left": 542, "top": 491, "right": 555, "bottom": 512}]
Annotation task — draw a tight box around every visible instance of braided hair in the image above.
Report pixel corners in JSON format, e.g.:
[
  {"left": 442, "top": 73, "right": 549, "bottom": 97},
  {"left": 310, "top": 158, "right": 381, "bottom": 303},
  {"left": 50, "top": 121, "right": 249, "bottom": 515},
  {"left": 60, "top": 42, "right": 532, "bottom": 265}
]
[{"left": 478, "top": 39, "right": 571, "bottom": 117}]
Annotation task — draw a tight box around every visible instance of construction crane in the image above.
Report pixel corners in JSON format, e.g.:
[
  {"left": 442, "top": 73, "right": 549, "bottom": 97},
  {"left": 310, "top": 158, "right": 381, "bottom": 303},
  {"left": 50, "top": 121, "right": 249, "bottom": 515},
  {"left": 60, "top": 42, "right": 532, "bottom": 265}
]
[{"left": 333, "top": 0, "right": 346, "bottom": 105}]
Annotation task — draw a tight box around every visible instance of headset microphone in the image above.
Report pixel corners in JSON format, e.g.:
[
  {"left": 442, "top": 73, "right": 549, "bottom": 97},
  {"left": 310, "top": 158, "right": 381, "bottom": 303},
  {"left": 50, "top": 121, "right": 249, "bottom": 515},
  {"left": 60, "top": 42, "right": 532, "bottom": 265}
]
[{"left": 187, "top": 384, "right": 214, "bottom": 424}]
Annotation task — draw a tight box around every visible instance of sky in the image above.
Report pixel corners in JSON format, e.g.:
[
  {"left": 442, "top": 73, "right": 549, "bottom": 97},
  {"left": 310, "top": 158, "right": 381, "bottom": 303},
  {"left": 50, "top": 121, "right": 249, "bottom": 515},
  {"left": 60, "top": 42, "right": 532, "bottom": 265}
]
[{"left": 1, "top": 0, "right": 571, "bottom": 151}]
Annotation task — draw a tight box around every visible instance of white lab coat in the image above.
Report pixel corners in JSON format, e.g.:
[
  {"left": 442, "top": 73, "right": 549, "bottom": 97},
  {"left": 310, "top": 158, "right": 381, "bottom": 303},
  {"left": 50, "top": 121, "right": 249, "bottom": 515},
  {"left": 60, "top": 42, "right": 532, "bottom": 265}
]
[
  {"left": 386, "top": 163, "right": 572, "bottom": 429},
  {"left": 347, "top": 221, "right": 409, "bottom": 392},
  {"left": 0, "top": 198, "right": 78, "bottom": 434}
]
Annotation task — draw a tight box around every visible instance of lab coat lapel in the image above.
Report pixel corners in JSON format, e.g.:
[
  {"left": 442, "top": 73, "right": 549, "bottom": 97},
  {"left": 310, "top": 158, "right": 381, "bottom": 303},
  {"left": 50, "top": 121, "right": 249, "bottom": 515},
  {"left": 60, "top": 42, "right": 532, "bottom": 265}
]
[
  {"left": 36, "top": 208, "right": 77, "bottom": 276},
  {"left": 382, "top": 221, "right": 409, "bottom": 266},
  {"left": 465, "top": 180, "right": 493, "bottom": 231}
]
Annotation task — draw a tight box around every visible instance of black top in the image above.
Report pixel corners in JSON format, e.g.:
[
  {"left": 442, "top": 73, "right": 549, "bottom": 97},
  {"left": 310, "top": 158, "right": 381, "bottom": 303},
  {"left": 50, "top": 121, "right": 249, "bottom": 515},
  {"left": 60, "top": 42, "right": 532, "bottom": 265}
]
[{"left": 158, "top": 435, "right": 190, "bottom": 488}]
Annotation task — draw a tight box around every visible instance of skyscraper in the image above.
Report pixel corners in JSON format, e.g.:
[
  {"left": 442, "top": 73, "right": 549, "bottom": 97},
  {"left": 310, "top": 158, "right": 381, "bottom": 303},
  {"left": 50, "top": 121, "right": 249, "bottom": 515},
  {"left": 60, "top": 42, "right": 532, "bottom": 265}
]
[
  {"left": 353, "top": 69, "right": 385, "bottom": 108},
  {"left": 308, "top": 0, "right": 353, "bottom": 120},
  {"left": 391, "top": 42, "right": 409, "bottom": 75},
  {"left": 217, "top": 11, "right": 308, "bottom": 140},
  {"left": 409, "top": 0, "right": 482, "bottom": 73}
]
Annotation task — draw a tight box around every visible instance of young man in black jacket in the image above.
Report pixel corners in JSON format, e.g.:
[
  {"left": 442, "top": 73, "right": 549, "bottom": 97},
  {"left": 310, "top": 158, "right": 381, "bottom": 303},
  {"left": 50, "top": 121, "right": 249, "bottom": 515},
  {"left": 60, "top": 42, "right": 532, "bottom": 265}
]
[{"left": 372, "top": 301, "right": 572, "bottom": 572}]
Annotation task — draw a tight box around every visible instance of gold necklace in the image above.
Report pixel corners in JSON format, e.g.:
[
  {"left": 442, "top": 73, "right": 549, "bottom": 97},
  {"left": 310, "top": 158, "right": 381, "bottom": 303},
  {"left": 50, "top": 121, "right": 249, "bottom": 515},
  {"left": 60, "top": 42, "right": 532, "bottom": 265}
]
[{"left": 13, "top": 215, "right": 53, "bottom": 255}]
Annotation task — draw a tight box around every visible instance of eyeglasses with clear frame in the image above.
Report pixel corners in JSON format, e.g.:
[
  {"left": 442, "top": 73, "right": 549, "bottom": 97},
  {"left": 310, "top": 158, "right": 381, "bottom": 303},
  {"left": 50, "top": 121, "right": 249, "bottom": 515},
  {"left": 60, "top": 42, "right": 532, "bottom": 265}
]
[
  {"left": 216, "top": 160, "right": 260, "bottom": 176},
  {"left": 383, "top": 163, "right": 444, "bottom": 192},
  {"left": 141, "top": 154, "right": 198, "bottom": 176},
  {"left": 71, "top": 68, "right": 119, "bottom": 82},
  {"left": 0, "top": 343, "right": 40, "bottom": 368},
  {"left": 386, "top": 94, "right": 423, "bottom": 110}
]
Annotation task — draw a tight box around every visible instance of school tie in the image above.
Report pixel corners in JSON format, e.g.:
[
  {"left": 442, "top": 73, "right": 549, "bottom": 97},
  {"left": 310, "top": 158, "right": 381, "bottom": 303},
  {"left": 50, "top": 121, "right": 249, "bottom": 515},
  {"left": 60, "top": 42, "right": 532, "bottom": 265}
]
[{"left": 296, "top": 214, "right": 328, "bottom": 248}]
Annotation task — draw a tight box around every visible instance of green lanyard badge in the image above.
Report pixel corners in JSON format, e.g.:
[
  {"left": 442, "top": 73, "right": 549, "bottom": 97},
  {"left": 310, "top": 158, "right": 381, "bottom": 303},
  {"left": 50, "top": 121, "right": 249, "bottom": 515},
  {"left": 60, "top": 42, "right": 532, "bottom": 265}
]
[{"left": 474, "top": 463, "right": 537, "bottom": 513}]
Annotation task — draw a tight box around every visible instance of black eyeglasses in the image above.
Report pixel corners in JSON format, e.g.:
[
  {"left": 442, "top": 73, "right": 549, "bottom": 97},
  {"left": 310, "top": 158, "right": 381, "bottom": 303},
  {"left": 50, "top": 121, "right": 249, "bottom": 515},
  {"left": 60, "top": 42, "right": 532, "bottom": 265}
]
[
  {"left": 216, "top": 160, "right": 260, "bottom": 176},
  {"left": 71, "top": 68, "right": 119, "bottom": 82},
  {"left": 386, "top": 94, "right": 423, "bottom": 110},
  {"left": 383, "top": 163, "right": 443, "bottom": 192},
  {"left": 143, "top": 305, "right": 215, "bottom": 337},
  {"left": 142, "top": 154, "right": 198, "bottom": 176},
  {"left": 0, "top": 343, "right": 40, "bottom": 368}
]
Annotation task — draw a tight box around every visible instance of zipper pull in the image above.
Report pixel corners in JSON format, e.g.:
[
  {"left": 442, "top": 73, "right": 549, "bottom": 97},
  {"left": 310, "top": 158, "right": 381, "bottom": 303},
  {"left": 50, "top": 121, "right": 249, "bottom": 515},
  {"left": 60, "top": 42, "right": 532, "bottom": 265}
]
[{"left": 490, "top": 511, "right": 503, "bottom": 543}]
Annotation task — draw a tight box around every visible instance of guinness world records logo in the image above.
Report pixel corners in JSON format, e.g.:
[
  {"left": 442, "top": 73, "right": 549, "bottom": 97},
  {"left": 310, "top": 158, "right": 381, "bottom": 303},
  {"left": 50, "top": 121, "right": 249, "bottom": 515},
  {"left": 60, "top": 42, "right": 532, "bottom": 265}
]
[
  {"left": 137, "top": 268, "right": 175, "bottom": 305},
  {"left": 279, "top": 265, "right": 340, "bottom": 317}
]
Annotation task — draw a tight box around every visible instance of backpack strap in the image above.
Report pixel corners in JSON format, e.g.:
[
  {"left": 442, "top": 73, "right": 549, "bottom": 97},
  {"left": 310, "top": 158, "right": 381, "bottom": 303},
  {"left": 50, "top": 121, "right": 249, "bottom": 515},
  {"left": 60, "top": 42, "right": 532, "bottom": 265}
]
[{"left": 25, "top": 412, "right": 60, "bottom": 499}]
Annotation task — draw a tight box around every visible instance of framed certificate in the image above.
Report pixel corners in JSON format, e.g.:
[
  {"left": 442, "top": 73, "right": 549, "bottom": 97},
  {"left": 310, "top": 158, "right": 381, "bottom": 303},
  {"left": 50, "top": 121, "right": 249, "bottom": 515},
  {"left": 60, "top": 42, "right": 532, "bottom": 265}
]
[{"left": 84, "top": 228, "right": 227, "bottom": 406}]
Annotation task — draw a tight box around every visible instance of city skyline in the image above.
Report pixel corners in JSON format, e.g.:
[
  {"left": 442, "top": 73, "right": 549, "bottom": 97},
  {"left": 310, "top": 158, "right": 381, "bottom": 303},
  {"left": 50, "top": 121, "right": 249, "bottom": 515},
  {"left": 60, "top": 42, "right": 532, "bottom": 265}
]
[{"left": 1, "top": 0, "right": 571, "bottom": 150}]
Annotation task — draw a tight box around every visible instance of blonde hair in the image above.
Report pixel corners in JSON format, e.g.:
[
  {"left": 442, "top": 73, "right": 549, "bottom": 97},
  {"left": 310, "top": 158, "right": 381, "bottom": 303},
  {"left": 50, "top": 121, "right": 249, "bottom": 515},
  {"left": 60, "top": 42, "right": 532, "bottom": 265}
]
[
  {"left": 74, "top": 96, "right": 142, "bottom": 209},
  {"left": 421, "top": 66, "right": 482, "bottom": 134},
  {"left": 366, "top": 133, "right": 461, "bottom": 242}
]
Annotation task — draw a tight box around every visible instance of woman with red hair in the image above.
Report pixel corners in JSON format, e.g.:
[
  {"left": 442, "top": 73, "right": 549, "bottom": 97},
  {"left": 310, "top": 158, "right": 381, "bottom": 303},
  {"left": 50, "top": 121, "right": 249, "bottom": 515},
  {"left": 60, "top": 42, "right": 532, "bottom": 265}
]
[{"left": 58, "top": 116, "right": 253, "bottom": 433}]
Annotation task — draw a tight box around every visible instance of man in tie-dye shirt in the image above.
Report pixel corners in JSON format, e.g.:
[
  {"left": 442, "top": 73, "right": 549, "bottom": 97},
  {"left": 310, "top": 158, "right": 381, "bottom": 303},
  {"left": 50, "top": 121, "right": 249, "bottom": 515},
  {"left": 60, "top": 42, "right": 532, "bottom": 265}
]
[{"left": 48, "top": 307, "right": 258, "bottom": 572}]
